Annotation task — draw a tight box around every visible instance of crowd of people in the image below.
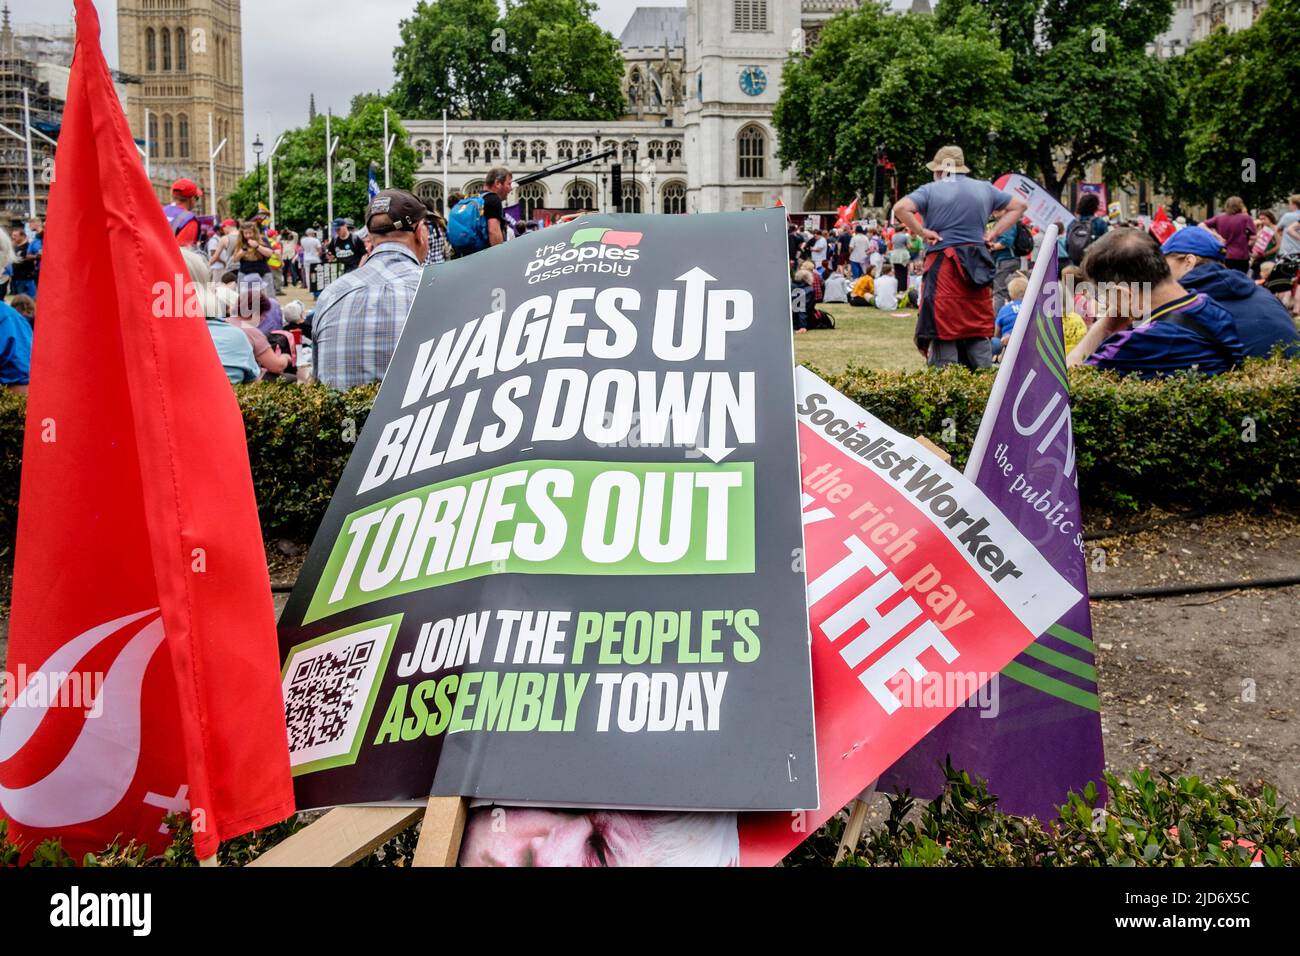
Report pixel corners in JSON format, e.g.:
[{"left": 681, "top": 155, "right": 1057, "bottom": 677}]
[
  {"left": 3, "top": 153, "right": 1298, "bottom": 397},
  {"left": 0, "top": 217, "right": 42, "bottom": 393},
  {"left": 784, "top": 145, "right": 1300, "bottom": 378}
]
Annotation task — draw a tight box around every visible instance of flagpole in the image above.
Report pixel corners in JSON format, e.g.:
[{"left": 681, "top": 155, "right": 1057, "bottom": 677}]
[
  {"left": 23, "top": 89, "right": 35, "bottom": 218},
  {"left": 267, "top": 133, "right": 285, "bottom": 230},
  {"left": 383, "top": 108, "right": 393, "bottom": 189},
  {"left": 441, "top": 109, "right": 449, "bottom": 220},
  {"left": 325, "top": 109, "right": 338, "bottom": 231},
  {"left": 207, "top": 113, "right": 227, "bottom": 219},
  {"left": 143, "top": 107, "right": 151, "bottom": 180},
  {"left": 965, "top": 223, "right": 1061, "bottom": 478}
]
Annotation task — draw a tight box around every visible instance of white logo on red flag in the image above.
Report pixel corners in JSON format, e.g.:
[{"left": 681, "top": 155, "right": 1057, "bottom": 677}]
[{"left": 0, "top": 609, "right": 164, "bottom": 828}]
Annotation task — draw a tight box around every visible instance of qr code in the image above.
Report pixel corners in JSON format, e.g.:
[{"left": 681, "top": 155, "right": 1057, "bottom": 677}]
[{"left": 282, "top": 620, "right": 396, "bottom": 771}]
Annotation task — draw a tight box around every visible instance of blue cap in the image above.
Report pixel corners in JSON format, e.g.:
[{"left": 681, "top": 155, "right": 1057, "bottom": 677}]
[{"left": 1160, "top": 227, "right": 1225, "bottom": 259}]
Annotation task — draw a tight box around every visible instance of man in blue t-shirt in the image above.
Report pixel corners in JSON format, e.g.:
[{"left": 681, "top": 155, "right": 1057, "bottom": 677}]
[
  {"left": 893, "top": 145, "right": 1026, "bottom": 369},
  {"left": 1068, "top": 229, "right": 1245, "bottom": 378}
]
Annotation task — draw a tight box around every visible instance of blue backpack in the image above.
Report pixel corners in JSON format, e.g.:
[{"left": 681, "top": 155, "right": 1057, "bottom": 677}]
[{"left": 447, "top": 193, "right": 490, "bottom": 255}]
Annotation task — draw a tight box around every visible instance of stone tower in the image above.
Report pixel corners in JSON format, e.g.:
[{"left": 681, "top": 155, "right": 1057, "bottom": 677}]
[
  {"left": 116, "top": 0, "right": 244, "bottom": 217},
  {"left": 682, "top": 0, "right": 807, "bottom": 213}
]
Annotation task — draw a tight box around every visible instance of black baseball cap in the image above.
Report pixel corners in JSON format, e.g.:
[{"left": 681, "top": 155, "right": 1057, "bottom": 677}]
[{"left": 366, "top": 189, "right": 428, "bottom": 234}]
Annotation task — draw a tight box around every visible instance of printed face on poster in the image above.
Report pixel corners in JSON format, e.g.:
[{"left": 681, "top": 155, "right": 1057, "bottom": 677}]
[{"left": 277, "top": 208, "right": 819, "bottom": 813}]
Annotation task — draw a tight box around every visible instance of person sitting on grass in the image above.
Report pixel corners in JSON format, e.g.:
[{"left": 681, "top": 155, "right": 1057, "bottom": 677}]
[
  {"left": 873, "top": 267, "right": 899, "bottom": 311},
  {"left": 1068, "top": 229, "right": 1245, "bottom": 378},
  {"left": 799, "top": 259, "right": 823, "bottom": 303},
  {"left": 823, "top": 265, "right": 851, "bottom": 304},
  {"left": 791, "top": 265, "right": 815, "bottom": 334},
  {"left": 848, "top": 271, "right": 874, "bottom": 307}
]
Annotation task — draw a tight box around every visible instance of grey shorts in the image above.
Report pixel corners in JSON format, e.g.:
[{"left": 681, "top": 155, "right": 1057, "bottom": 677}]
[{"left": 928, "top": 337, "right": 993, "bottom": 370}]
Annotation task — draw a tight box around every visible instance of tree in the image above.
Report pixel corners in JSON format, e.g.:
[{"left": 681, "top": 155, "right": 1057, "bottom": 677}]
[
  {"left": 227, "top": 98, "right": 418, "bottom": 233},
  {"left": 391, "top": 0, "right": 624, "bottom": 122},
  {"left": 773, "top": 3, "right": 1023, "bottom": 204},
  {"left": 1181, "top": 0, "right": 1300, "bottom": 208},
  {"left": 934, "top": 0, "right": 1181, "bottom": 200}
]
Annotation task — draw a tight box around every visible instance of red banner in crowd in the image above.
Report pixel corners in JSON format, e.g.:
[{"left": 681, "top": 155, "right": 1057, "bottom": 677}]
[
  {"left": 0, "top": 0, "right": 292, "bottom": 861},
  {"left": 738, "top": 369, "right": 1080, "bottom": 865}
]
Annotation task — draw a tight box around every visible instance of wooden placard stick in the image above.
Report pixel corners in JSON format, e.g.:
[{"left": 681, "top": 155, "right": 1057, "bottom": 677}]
[
  {"left": 411, "top": 796, "right": 468, "bottom": 867},
  {"left": 247, "top": 805, "right": 424, "bottom": 867}
]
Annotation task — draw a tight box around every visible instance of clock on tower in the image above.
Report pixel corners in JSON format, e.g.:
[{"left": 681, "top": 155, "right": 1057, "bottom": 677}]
[{"left": 739, "top": 66, "right": 767, "bottom": 96}]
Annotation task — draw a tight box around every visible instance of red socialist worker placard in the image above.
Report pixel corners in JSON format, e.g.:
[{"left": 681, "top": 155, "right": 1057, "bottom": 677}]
[{"left": 738, "top": 368, "right": 1082, "bottom": 865}]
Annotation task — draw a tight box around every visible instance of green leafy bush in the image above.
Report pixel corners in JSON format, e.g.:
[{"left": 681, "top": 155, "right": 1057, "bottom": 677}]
[
  {"left": 788, "top": 761, "right": 1298, "bottom": 867},
  {"left": 0, "top": 358, "right": 1295, "bottom": 544}
]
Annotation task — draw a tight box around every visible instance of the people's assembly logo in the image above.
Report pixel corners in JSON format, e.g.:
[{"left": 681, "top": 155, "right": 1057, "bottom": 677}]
[{"left": 525, "top": 226, "right": 643, "bottom": 285}]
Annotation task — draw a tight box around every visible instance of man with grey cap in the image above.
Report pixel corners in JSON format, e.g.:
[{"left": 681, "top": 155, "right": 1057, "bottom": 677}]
[
  {"left": 312, "top": 188, "right": 429, "bottom": 389},
  {"left": 894, "top": 145, "right": 1027, "bottom": 369}
]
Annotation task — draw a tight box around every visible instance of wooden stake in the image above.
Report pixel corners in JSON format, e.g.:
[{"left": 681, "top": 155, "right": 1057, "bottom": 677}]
[
  {"left": 411, "top": 796, "right": 468, "bottom": 868},
  {"left": 247, "top": 806, "right": 423, "bottom": 867},
  {"left": 835, "top": 781, "right": 878, "bottom": 864}
]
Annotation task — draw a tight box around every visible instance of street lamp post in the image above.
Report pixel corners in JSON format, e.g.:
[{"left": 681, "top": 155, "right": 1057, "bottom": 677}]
[
  {"left": 267, "top": 133, "right": 286, "bottom": 230},
  {"left": 253, "top": 133, "right": 265, "bottom": 208}
]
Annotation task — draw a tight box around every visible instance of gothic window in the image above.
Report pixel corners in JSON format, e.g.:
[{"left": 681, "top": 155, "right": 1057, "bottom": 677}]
[
  {"left": 575, "top": 139, "right": 591, "bottom": 158},
  {"left": 178, "top": 113, "right": 189, "bottom": 158},
  {"left": 666, "top": 140, "right": 682, "bottom": 163},
  {"left": 176, "top": 25, "right": 187, "bottom": 72},
  {"left": 733, "top": 0, "right": 769, "bottom": 32},
  {"left": 518, "top": 182, "right": 547, "bottom": 218},
  {"left": 530, "top": 140, "right": 547, "bottom": 164},
  {"left": 737, "top": 123, "right": 766, "bottom": 179},
  {"left": 661, "top": 180, "right": 687, "bottom": 214},
  {"left": 464, "top": 179, "right": 485, "bottom": 196},
  {"left": 162, "top": 113, "right": 174, "bottom": 158},
  {"left": 556, "top": 140, "right": 574, "bottom": 161},
  {"left": 161, "top": 28, "right": 172, "bottom": 71},
  {"left": 145, "top": 28, "right": 157, "bottom": 72},
  {"left": 511, "top": 139, "right": 527, "bottom": 163},
  {"left": 647, "top": 139, "right": 665, "bottom": 161},
  {"left": 415, "top": 180, "right": 443, "bottom": 210},
  {"left": 483, "top": 141, "right": 501, "bottom": 163},
  {"left": 414, "top": 139, "right": 433, "bottom": 160},
  {"left": 620, "top": 182, "right": 643, "bottom": 214},
  {"left": 622, "top": 140, "right": 638, "bottom": 164},
  {"left": 566, "top": 180, "right": 595, "bottom": 210},
  {"left": 148, "top": 112, "right": 159, "bottom": 158},
  {"left": 463, "top": 140, "right": 480, "bottom": 164}
]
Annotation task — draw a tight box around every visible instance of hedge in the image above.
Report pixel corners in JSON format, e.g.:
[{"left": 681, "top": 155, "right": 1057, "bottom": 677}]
[
  {"left": 0, "top": 358, "right": 1296, "bottom": 543},
  {"left": 4, "top": 762, "right": 1293, "bottom": 866}
]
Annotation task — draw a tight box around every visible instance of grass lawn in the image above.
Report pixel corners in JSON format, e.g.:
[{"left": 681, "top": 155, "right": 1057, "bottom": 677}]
[{"left": 793, "top": 303, "right": 924, "bottom": 375}]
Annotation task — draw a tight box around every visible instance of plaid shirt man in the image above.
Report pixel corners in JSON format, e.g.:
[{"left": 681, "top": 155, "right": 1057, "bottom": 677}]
[
  {"left": 425, "top": 222, "right": 447, "bottom": 265},
  {"left": 312, "top": 243, "right": 423, "bottom": 389}
]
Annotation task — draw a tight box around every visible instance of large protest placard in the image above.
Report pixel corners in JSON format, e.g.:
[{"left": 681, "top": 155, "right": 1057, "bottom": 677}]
[
  {"left": 994, "top": 173, "right": 1075, "bottom": 233},
  {"left": 277, "top": 208, "right": 818, "bottom": 812},
  {"left": 736, "top": 369, "right": 1081, "bottom": 864}
]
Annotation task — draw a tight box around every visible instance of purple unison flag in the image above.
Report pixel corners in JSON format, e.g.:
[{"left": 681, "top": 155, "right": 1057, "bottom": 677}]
[{"left": 877, "top": 230, "right": 1106, "bottom": 819}]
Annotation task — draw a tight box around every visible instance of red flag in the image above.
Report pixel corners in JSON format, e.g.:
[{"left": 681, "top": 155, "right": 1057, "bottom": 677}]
[
  {"left": 1150, "top": 206, "right": 1176, "bottom": 244},
  {"left": 835, "top": 197, "right": 859, "bottom": 230},
  {"left": 0, "top": 0, "right": 293, "bottom": 861}
]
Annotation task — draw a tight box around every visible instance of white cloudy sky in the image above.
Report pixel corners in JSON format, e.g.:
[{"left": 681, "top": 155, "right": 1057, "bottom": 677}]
[{"left": 9, "top": 1, "right": 899, "bottom": 167}]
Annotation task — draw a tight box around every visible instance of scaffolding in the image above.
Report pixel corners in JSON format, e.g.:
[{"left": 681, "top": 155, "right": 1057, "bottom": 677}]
[{"left": 0, "top": 10, "right": 60, "bottom": 223}]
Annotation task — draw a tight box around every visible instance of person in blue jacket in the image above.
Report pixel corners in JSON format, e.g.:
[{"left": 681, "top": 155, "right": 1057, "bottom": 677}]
[
  {"left": 1161, "top": 227, "right": 1299, "bottom": 359},
  {"left": 1069, "top": 229, "right": 1245, "bottom": 379}
]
